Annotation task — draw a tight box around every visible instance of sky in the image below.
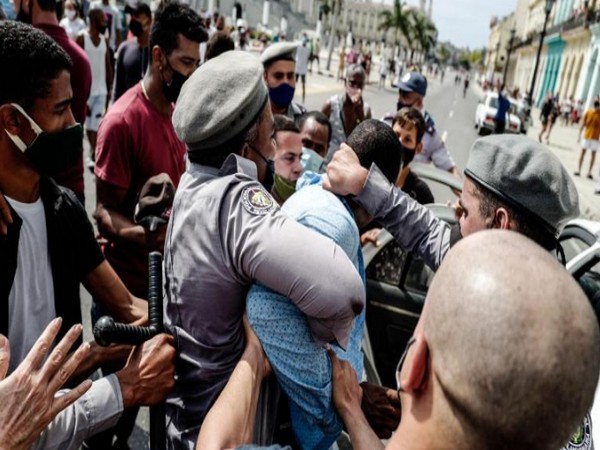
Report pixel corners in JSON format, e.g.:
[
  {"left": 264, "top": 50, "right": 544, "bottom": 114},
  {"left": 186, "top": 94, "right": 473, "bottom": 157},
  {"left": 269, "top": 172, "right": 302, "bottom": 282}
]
[{"left": 404, "top": 0, "right": 518, "bottom": 49}]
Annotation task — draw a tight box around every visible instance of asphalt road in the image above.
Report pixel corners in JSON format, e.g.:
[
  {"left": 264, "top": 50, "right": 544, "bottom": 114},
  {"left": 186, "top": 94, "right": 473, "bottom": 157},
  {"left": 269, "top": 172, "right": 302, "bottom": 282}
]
[{"left": 78, "top": 67, "right": 483, "bottom": 449}]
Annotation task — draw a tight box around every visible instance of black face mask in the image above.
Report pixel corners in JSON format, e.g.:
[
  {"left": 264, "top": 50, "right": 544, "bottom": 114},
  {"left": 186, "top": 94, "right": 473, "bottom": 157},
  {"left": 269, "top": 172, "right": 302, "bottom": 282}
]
[
  {"left": 397, "top": 100, "right": 413, "bottom": 111},
  {"left": 399, "top": 142, "right": 416, "bottom": 169},
  {"left": 129, "top": 19, "right": 143, "bottom": 37},
  {"left": 4, "top": 104, "right": 83, "bottom": 175},
  {"left": 97, "top": 23, "right": 107, "bottom": 34},
  {"left": 248, "top": 144, "right": 275, "bottom": 192},
  {"left": 161, "top": 53, "right": 189, "bottom": 103}
]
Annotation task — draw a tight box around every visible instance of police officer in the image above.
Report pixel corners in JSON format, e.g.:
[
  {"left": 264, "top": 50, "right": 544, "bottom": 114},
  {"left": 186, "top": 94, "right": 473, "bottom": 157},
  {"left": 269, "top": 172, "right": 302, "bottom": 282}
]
[
  {"left": 324, "top": 134, "right": 579, "bottom": 269},
  {"left": 261, "top": 42, "right": 307, "bottom": 125},
  {"left": 393, "top": 71, "right": 461, "bottom": 178},
  {"left": 164, "top": 50, "right": 365, "bottom": 450}
]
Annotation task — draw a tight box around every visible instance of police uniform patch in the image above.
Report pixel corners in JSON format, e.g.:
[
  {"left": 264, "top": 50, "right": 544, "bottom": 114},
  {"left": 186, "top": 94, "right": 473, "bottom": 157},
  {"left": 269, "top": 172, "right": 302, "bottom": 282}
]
[
  {"left": 401, "top": 72, "right": 411, "bottom": 83},
  {"left": 564, "top": 414, "right": 593, "bottom": 450},
  {"left": 241, "top": 186, "right": 276, "bottom": 215}
]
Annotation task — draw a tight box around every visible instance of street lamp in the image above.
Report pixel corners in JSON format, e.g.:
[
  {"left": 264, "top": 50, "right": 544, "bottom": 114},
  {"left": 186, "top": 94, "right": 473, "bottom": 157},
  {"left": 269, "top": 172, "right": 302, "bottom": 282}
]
[
  {"left": 528, "top": 0, "right": 555, "bottom": 107},
  {"left": 503, "top": 27, "right": 517, "bottom": 86}
]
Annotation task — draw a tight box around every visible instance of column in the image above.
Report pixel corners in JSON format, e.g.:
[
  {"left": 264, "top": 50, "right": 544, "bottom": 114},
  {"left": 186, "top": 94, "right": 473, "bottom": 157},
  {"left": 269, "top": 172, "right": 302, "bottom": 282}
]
[
  {"left": 586, "top": 59, "right": 600, "bottom": 108},
  {"left": 262, "top": 0, "right": 269, "bottom": 26}
]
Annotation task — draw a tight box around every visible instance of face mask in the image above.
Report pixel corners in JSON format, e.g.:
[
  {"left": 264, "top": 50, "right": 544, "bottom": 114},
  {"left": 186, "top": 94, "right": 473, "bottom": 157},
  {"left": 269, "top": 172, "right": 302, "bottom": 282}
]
[
  {"left": 66, "top": 9, "right": 76, "bottom": 20},
  {"left": 301, "top": 147, "right": 325, "bottom": 173},
  {"left": 161, "top": 55, "right": 188, "bottom": 103},
  {"left": 399, "top": 142, "right": 416, "bottom": 169},
  {"left": 129, "top": 19, "right": 143, "bottom": 37},
  {"left": 397, "top": 101, "right": 411, "bottom": 111},
  {"left": 4, "top": 103, "right": 83, "bottom": 175},
  {"left": 16, "top": 0, "right": 32, "bottom": 23},
  {"left": 273, "top": 173, "right": 296, "bottom": 203},
  {"left": 268, "top": 83, "right": 295, "bottom": 109},
  {"left": 248, "top": 143, "right": 275, "bottom": 192}
]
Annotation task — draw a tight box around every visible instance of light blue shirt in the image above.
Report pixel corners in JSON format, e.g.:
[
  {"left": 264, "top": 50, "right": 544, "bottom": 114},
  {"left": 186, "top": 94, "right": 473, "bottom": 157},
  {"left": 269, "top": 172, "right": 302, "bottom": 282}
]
[{"left": 247, "top": 173, "right": 365, "bottom": 450}]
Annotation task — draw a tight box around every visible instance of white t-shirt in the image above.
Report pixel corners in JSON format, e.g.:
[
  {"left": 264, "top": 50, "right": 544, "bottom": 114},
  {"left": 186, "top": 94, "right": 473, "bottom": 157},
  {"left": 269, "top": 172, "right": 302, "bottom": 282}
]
[
  {"left": 6, "top": 196, "right": 56, "bottom": 373},
  {"left": 60, "top": 16, "right": 87, "bottom": 40},
  {"left": 295, "top": 44, "right": 310, "bottom": 75}
]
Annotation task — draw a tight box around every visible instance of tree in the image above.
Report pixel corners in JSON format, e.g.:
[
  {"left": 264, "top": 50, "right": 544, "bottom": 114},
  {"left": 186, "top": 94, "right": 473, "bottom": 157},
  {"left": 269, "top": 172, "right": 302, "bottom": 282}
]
[
  {"left": 378, "top": 0, "right": 412, "bottom": 57},
  {"left": 410, "top": 10, "right": 437, "bottom": 62},
  {"left": 437, "top": 43, "right": 451, "bottom": 65}
]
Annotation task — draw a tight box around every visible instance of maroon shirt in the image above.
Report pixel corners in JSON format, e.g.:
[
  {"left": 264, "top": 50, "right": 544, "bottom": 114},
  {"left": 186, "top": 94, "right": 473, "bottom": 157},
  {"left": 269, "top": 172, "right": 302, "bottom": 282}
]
[{"left": 35, "top": 23, "right": 91, "bottom": 198}]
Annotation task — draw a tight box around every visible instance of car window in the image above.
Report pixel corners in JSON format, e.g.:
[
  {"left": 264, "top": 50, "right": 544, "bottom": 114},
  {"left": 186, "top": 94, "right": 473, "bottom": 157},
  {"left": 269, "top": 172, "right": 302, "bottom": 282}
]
[
  {"left": 561, "top": 236, "right": 591, "bottom": 263},
  {"left": 366, "top": 240, "right": 407, "bottom": 286},
  {"left": 404, "top": 257, "right": 435, "bottom": 294},
  {"left": 487, "top": 97, "right": 498, "bottom": 108}
]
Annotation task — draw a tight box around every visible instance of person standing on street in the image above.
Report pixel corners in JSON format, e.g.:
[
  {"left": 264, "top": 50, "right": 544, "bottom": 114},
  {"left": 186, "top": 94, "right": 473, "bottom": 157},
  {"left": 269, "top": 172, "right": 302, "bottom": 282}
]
[
  {"left": 575, "top": 99, "right": 600, "bottom": 183},
  {"left": 59, "top": 0, "right": 86, "bottom": 40},
  {"left": 538, "top": 92, "right": 554, "bottom": 142},
  {"left": 494, "top": 84, "right": 510, "bottom": 134},
  {"left": 111, "top": 1, "right": 152, "bottom": 103},
  {"left": 261, "top": 42, "right": 307, "bottom": 125},
  {"left": 76, "top": 4, "right": 113, "bottom": 167},
  {"left": 322, "top": 64, "right": 371, "bottom": 161},
  {"left": 89, "top": 0, "right": 122, "bottom": 53},
  {"left": 164, "top": 50, "right": 365, "bottom": 449},
  {"left": 295, "top": 35, "right": 310, "bottom": 105},
  {"left": 14, "top": 0, "right": 92, "bottom": 203}
]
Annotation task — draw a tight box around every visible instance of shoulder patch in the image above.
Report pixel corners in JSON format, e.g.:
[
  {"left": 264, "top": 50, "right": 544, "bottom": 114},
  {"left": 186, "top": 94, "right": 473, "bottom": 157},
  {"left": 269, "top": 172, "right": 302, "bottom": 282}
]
[
  {"left": 564, "top": 414, "right": 593, "bottom": 450},
  {"left": 241, "top": 186, "right": 277, "bottom": 215}
]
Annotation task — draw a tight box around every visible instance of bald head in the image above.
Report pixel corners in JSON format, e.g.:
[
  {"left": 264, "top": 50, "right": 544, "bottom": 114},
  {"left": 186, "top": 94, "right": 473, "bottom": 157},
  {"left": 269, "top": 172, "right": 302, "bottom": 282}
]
[{"left": 423, "top": 231, "right": 600, "bottom": 450}]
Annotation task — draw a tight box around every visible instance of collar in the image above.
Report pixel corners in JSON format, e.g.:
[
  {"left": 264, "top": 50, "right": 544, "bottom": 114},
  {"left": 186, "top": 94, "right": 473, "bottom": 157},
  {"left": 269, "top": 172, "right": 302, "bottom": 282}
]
[{"left": 219, "top": 153, "right": 258, "bottom": 179}]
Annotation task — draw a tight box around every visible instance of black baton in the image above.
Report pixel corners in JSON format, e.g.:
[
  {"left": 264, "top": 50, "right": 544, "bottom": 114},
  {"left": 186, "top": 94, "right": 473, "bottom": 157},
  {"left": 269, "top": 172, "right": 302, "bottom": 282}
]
[{"left": 93, "top": 251, "right": 166, "bottom": 450}]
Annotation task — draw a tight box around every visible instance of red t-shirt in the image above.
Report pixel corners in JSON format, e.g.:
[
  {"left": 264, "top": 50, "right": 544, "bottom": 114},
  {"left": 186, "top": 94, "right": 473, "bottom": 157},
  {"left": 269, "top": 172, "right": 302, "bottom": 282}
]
[
  {"left": 95, "top": 83, "right": 186, "bottom": 296},
  {"left": 35, "top": 23, "right": 91, "bottom": 198}
]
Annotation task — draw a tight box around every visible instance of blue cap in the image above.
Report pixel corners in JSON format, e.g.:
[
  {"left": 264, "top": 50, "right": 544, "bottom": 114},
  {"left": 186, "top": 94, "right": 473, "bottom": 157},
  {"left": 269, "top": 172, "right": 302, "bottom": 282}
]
[{"left": 397, "top": 71, "right": 428, "bottom": 97}]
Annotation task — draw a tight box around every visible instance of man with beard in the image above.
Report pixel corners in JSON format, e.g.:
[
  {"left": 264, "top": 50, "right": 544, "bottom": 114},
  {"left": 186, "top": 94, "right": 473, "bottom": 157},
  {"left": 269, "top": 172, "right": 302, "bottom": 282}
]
[
  {"left": 91, "top": 2, "right": 205, "bottom": 447},
  {"left": 261, "top": 42, "right": 307, "bottom": 125},
  {"left": 112, "top": 1, "right": 152, "bottom": 102}
]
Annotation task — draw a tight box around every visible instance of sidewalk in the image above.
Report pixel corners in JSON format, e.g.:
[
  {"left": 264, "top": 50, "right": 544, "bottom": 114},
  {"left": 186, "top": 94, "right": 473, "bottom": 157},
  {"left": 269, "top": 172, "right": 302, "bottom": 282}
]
[{"left": 472, "top": 83, "right": 600, "bottom": 221}]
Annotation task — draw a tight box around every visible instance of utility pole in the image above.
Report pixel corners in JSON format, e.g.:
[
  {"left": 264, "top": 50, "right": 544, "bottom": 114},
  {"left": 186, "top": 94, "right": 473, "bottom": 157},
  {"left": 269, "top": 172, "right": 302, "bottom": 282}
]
[
  {"left": 503, "top": 28, "right": 516, "bottom": 86},
  {"left": 528, "top": 0, "right": 555, "bottom": 107},
  {"left": 325, "top": 0, "right": 339, "bottom": 71}
]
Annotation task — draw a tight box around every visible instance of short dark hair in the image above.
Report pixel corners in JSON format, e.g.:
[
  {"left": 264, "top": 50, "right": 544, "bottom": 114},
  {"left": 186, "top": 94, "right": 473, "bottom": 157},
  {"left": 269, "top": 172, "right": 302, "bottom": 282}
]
[
  {"left": 205, "top": 31, "right": 234, "bottom": 61},
  {"left": 393, "top": 107, "right": 426, "bottom": 143},
  {"left": 346, "top": 119, "right": 402, "bottom": 184},
  {"left": 37, "top": 0, "right": 58, "bottom": 12},
  {"left": 299, "top": 111, "right": 332, "bottom": 143},
  {"left": 471, "top": 178, "right": 557, "bottom": 251},
  {"left": 273, "top": 114, "right": 299, "bottom": 134},
  {"left": 150, "top": 1, "right": 207, "bottom": 59},
  {"left": 0, "top": 21, "right": 71, "bottom": 111}
]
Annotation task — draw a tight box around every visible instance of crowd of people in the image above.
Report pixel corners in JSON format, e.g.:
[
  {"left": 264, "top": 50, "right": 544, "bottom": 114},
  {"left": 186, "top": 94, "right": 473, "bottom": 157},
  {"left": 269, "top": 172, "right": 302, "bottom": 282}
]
[{"left": 1, "top": 1, "right": 600, "bottom": 450}]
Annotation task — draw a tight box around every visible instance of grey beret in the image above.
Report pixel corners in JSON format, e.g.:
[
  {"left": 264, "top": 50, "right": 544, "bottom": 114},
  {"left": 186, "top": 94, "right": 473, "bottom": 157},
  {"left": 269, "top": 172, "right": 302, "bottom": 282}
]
[
  {"left": 172, "top": 50, "right": 268, "bottom": 151},
  {"left": 464, "top": 134, "right": 579, "bottom": 237},
  {"left": 260, "top": 42, "right": 298, "bottom": 66}
]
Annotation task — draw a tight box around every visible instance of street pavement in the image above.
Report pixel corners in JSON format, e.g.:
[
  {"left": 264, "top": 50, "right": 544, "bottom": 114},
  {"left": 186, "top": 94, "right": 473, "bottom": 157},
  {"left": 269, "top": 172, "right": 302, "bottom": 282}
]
[{"left": 77, "top": 56, "right": 599, "bottom": 449}]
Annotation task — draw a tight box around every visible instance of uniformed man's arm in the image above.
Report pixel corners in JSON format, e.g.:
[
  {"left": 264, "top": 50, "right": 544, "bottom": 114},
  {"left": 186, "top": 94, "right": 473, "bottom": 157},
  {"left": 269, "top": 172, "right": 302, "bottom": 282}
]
[
  {"left": 324, "top": 145, "right": 450, "bottom": 271},
  {"left": 225, "top": 184, "right": 365, "bottom": 349},
  {"left": 426, "top": 131, "right": 457, "bottom": 174}
]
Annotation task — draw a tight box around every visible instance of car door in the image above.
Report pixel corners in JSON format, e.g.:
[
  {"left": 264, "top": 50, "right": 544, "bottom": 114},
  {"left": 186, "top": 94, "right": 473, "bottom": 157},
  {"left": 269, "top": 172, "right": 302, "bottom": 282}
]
[{"left": 363, "top": 206, "right": 457, "bottom": 388}]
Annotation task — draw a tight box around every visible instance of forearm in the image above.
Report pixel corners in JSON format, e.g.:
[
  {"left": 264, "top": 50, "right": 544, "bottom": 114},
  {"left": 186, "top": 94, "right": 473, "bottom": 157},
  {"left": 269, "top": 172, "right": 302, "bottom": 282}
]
[
  {"left": 196, "top": 346, "right": 266, "bottom": 450},
  {"left": 95, "top": 205, "right": 147, "bottom": 247},
  {"left": 340, "top": 407, "right": 385, "bottom": 450},
  {"left": 355, "top": 164, "right": 450, "bottom": 271}
]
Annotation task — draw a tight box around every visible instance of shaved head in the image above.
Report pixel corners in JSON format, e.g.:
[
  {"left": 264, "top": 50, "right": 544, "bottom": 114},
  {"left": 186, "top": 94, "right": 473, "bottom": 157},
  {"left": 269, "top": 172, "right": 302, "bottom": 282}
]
[{"left": 423, "top": 230, "right": 600, "bottom": 450}]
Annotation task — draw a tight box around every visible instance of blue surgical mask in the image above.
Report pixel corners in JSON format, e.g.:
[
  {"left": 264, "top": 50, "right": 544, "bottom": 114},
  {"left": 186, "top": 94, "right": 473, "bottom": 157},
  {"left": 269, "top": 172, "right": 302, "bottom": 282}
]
[
  {"left": 268, "top": 83, "right": 295, "bottom": 109},
  {"left": 301, "top": 147, "right": 325, "bottom": 174}
]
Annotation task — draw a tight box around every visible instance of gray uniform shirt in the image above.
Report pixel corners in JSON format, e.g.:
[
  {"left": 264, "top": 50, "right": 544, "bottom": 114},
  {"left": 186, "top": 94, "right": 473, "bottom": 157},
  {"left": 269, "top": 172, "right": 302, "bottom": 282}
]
[
  {"left": 355, "top": 163, "right": 451, "bottom": 271},
  {"left": 164, "top": 154, "right": 365, "bottom": 449}
]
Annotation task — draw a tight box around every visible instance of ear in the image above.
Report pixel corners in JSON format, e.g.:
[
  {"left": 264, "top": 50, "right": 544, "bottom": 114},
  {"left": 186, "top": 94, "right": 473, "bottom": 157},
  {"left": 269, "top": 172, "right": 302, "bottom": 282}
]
[
  {"left": 415, "top": 142, "right": 423, "bottom": 155},
  {"left": 0, "top": 105, "right": 23, "bottom": 136},
  {"left": 263, "top": 71, "right": 269, "bottom": 83},
  {"left": 240, "top": 142, "right": 251, "bottom": 159},
  {"left": 151, "top": 45, "right": 164, "bottom": 69},
  {"left": 399, "top": 336, "right": 429, "bottom": 393},
  {"left": 494, "top": 207, "right": 512, "bottom": 230}
]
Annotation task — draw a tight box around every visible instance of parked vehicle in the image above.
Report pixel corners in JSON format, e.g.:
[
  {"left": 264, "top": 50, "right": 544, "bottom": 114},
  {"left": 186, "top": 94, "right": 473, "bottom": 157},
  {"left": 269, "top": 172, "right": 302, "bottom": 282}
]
[{"left": 474, "top": 92, "right": 521, "bottom": 135}]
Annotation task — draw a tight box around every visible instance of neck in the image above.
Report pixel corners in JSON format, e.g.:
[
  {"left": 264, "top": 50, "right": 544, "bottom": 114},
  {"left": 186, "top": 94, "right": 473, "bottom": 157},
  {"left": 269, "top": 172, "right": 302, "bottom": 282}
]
[
  {"left": 32, "top": 9, "right": 59, "bottom": 26},
  {"left": 89, "top": 27, "right": 99, "bottom": 38},
  {"left": 0, "top": 146, "right": 41, "bottom": 203},
  {"left": 271, "top": 103, "right": 287, "bottom": 115},
  {"left": 138, "top": 33, "right": 150, "bottom": 47},
  {"left": 143, "top": 70, "right": 172, "bottom": 116}
]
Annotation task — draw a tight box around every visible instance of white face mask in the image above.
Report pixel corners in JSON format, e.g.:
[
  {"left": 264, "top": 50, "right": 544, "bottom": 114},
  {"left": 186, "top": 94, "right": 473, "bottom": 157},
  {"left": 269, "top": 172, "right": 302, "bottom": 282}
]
[
  {"left": 3, "top": 103, "right": 43, "bottom": 152},
  {"left": 65, "top": 9, "right": 76, "bottom": 20},
  {"left": 301, "top": 147, "right": 325, "bottom": 174}
]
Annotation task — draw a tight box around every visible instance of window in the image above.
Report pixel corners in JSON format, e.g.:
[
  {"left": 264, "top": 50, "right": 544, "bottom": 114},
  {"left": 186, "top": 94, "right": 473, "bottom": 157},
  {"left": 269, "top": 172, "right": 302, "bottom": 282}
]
[
  {"left": 366, "top": 241, "right": 407, "bottom": 286},
  {"left": 404, "top": 257, "right": 435, "bottom": 294}
]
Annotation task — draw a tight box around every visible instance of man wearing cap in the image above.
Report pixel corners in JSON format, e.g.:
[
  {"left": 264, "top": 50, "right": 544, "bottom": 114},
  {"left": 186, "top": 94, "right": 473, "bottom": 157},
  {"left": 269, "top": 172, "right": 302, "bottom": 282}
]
[
  {"left": 261, "top": 42, "right": 307, "bottom": 125},
  {"left": 111, "top": 1, "right": 152, "bottom": 102},
  {"left": 324, "top": 134, "right": 579, "bottom": 269},
  {"left": 164, "top": 50, "right": 365, "bottom": 449},
  {"left": 393, "top": 71, "right": 460, "bottom": 178}
]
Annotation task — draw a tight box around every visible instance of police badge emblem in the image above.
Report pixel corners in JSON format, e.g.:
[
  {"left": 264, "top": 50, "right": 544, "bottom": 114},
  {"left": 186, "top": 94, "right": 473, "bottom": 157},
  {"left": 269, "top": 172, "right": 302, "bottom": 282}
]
[
  {"left": 565, "top": 414, "right": 593, "bottom": 450},
  {"left": 241, "top": 186, "right": 276, "bottom": 215}
]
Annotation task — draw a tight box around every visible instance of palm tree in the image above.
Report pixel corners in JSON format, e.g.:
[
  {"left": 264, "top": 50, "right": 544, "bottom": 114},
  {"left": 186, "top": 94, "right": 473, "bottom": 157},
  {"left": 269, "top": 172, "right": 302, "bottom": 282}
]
[
  {"left": 378, "top": 0, "right": 412, "bottom": 57},
  {"left": 410, "top": 10, "right": 437, "bottom": 62}
]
